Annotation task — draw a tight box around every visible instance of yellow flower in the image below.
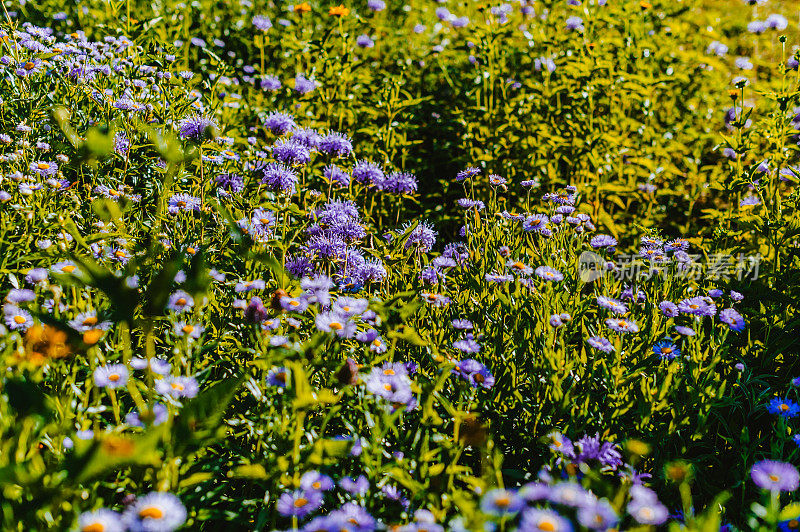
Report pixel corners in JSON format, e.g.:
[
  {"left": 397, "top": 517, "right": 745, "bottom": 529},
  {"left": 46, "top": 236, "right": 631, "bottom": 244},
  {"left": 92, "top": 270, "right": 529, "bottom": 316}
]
[
  {"left": 329, "top": 4, "right": 350, "bottom": 16},
  {"left": 295, "top": 2, "right": 311, "bottom": 12}
]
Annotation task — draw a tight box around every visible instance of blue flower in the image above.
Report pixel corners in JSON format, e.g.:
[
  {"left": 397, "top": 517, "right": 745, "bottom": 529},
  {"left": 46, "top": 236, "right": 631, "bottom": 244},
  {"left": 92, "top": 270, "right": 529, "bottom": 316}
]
[
  {"left": 768, "top": 397, "right": 800, "bottom": 418},
  {"left": 652, "top": 340, "right": 680, "bottom": 360}
]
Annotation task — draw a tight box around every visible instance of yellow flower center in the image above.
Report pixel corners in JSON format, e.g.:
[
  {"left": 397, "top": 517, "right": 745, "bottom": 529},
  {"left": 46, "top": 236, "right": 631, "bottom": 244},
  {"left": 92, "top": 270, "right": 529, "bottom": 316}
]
[
  {"left": 495, "top": 495, "right": 510, "bottom": 508},
  {"left": 13, "top": 315, "right": 26, "bottom": 324},
  {"left": 83, "top": 316, "right": 98, "bottom": 326},
  {"left": 24, "top": 61, "right": 35, "bottom": 70},
  {"left": 182, "top": 325, "right": 194, "bottom": 333},
  {"left": 177, "top": 200, "right": 187, "bottom": 207},
  {"left": 538, "top": 521, "right": 556, "bottom": 532},
  {"left": 176, "top": 298, "right": 187, "bottom": 306},
  {"left": 37, "top": 163, "right": 50, "bottom": 169},
  {"left": 82, "top": 523, "right": 105, "bottom": 532},
  {"left": 109, "top": 373, "right": 120, "bottom": 382},
  {"left": 139, "top": 506, "right": 164, "bottom": 519},
  {"left": 294, "top": 498, "right": 308, "bottom": 508},
  {"left": 62, "top": 265, "right": 76, "bottom": 273},
  {"left": 329, "top": 322, "right": 343, "bottom": 330}
]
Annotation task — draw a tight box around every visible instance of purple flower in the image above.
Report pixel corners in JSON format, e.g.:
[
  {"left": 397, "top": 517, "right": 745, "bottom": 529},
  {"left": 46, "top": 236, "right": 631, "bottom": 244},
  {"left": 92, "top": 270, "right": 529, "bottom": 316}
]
[
  {"left": 453, "top": 333, "right": 481, "bottom": 354},
  {"left": 340, "top": 475, "right": 369, "bottom": 495},
  {"left": 591, "top": 234, "right": 617, "bottom": 248},
  {"left": 454, "top": 358, "right": 495, "bottom": 388},
  {"left": 535, "top": 266, "right": 564, "bottom": 282},
  {"left": 566, "top": 16, "right": 584, "bottom": 30},
  {"left": 456, "top": 167, "right": 481, "bottom": 181},
  {"left": 577, "top": 500, "right": 618, "bottom": 530},
  {"left": 587, "top": 336, "right": 614, "bottom": 353},
  {"left": 168, "top": 194, "right": 201, "bottom": 214},
  {"left": 315, "top": 311, "right": 356, "bottom": 338},
  {"left": 262, "top": 111, "right": 296, "bottom": 135},
  {"left": 93, "top": 364, "right": 129, "bottom": 389},
  {"left": 576, "top": 433, "right": 623, "bottom": 470},
  {"left": 121, "top": 492, "right": 186, "bottom": 531},
  {"left": 276, "top": 490, "right": 323, "bottom": 518},
  {"left": 481, "top": 489, "right": 524, "bottom": 515},
  {"left": 252, "top": 15, "right": 272, "bottom": 31},
  {"left": 156, "top": 376, "right": 199, "bottom": 398},
  {"left": 520, "top": 509, "right": 573, "bottom": 532},
  {"left": 751, "top": 460, "right": 799, "bottom": 492},
  {"left": 356, "top": 34, "right": 375, "bottom": 48},
  {"left": 597, "top": 296, "right": 627, "bottom": 315},
  {"left": 294, "top": 74, "right": 317, "bottom": 94},
  {"left": 380, "top": 171, "right": 418, "bottom": 195},
  {"left": 318, "top": 131, "right": 353, "bottom": 157},
  {"left": 301, "top": 471, "right": 335, "bottom": 492},
  {"left": 259, "top": 162, "right": 298, "bottom": 193},
  {"left": 267, "top": 367, "right": 289, "bottom": 387},
  {"left": 720, "top": 308, "right": 745, "bottom": 331},
  {"left": 260, "top": 75, "right": 282, "bottom": 91},
  {"left": 365, "top": 363, "right": 415, "bottom": 408},
  {"left": 167, "top": 290, "right": 194, "bottom": 312},
  {"left": 352, "top": 160, "right": 384, "bottom": 186},
  {"left": 628, "top": 498, "right": 668, "bottom": 525},
  {"left": 30, "top": 161, "right": 58, "bottom": 176},
  {"left": 677, "top": 296, "right": 717, "bottom": 317},
  {"left": 178, "top": 115, "right": 217, "bottom": 140},
  {"left": 403, "top": 221, "right": 437, "bottom": 252},
  {"left": 272, "top": 138, "right": 310, "bottom": 165},
  {"left": 605, "top": 318, "right": 639, "bottom": 333},
  {"left": 78, "top": 509, "right": 124, "bottom": 532},
  {"left": 659, "top": 300, "right": 679, "bottom": 317},
  {"left": 323, "top": 164, "right": 350, "bottom": 187}
]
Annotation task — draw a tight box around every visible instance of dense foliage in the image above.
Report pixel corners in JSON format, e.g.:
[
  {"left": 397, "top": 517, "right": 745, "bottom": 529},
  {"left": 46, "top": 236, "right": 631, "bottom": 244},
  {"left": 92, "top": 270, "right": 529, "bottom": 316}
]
[{"left": 1, "top": 0, "right": 800, "bottom": 530}]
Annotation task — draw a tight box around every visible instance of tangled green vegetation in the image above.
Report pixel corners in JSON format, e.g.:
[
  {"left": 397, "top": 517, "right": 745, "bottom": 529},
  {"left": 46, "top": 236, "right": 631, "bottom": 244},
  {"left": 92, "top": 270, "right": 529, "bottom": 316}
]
[{"left": 1, "top": 0, "right": 800, "bottom": 530}]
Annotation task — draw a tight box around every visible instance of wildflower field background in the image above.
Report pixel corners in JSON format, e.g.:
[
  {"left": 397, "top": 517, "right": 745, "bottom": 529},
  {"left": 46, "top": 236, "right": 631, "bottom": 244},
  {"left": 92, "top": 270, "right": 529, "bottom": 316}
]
[{"left": 1, "top": 0, "right": 800, "bottom": 530}]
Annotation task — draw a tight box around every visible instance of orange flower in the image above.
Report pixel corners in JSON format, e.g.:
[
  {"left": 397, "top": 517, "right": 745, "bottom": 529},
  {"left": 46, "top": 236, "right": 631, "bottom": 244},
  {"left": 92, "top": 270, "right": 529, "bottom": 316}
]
[
  {"left": 83, "top": 328, "right": 105, "bottom": 345},
  {"left": 639, "top": 1, "right": 652, "bottom": 8},
  {"left": 24, "top": 324, "right": 71, "bottom": 365},
  {"left": 295, "top": 2, "right": 311, "bottom": 12},
  {"left": 329, "top": 4, "right": 350, "bottom": 16},
  {"left": 101, "top": 436, "right": 135, "bottom": 457}
]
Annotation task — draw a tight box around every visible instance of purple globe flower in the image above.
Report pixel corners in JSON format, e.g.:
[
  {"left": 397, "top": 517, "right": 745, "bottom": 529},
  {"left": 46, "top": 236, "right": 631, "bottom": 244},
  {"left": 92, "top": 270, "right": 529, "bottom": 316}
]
[
  {"left": 318, "top": 131, "right": 353, "bottom": 157},
  {"left": 178, "top": 115, "right": 217, "bottom": 140},
  {"left": 262, "top": 111, "right": 296, "bottom": 135}
]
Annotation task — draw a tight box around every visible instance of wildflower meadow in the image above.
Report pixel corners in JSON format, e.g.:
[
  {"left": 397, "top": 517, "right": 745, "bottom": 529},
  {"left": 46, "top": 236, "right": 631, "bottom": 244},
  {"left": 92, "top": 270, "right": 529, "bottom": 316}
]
[{"left": 2, "top": 0, "right": 800, "bottom": 530}]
